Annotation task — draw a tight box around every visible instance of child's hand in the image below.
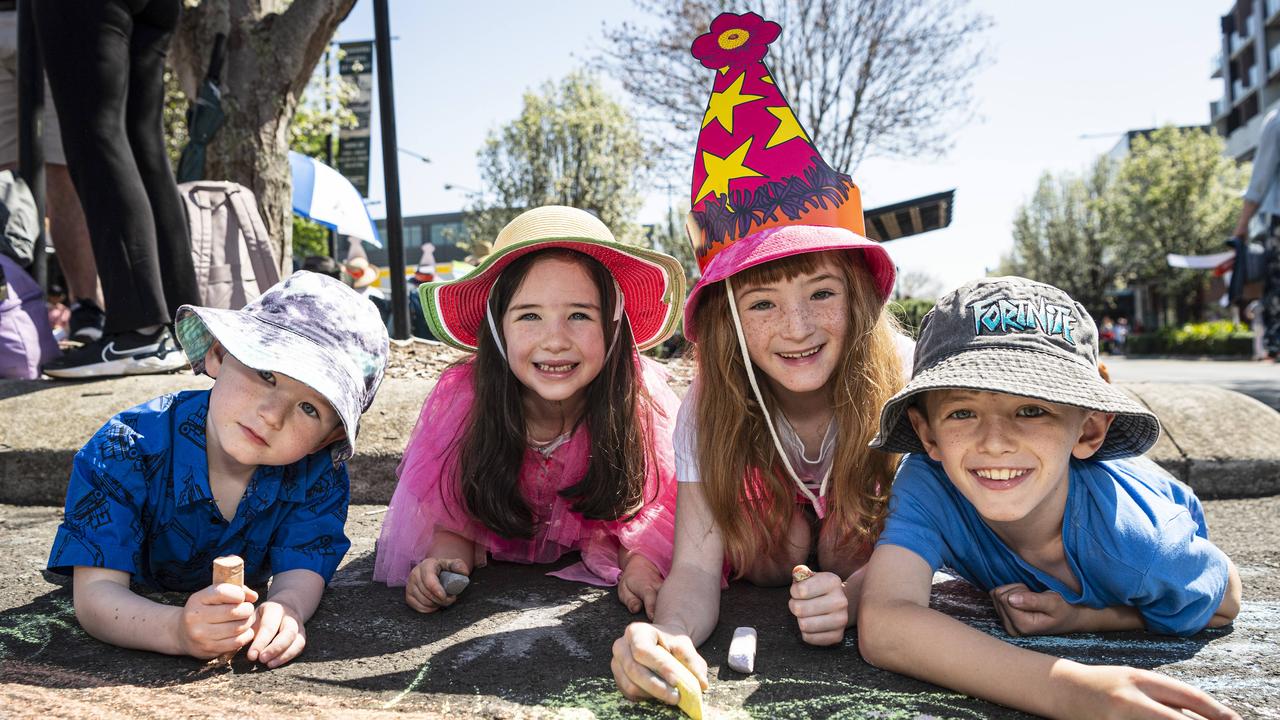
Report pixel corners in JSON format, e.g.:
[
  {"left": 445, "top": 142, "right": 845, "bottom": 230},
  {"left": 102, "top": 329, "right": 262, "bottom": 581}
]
[
  {"left": 406, "top": 557, "right": 469, "bottom": 613},
  {"left": 990, "top": 583, "right": 1080, "bottom": 636},
  {"left": 610, "top": 622, "right": 708, "bottom": 705},
  {"left": 246, "top": 600, "right": 306, "bottom": 668},
  {"left": 618, "top": 555, "right": 663, "bottom": 620},
  {"left": 788, "top": 570, "right": 848, "bottom": 646},
  {"left": 1067, "top": 663, "right": 1240, "bottom": 720},
  {"left": 177, "top": 582, "right": 259, "bottom": 659}
]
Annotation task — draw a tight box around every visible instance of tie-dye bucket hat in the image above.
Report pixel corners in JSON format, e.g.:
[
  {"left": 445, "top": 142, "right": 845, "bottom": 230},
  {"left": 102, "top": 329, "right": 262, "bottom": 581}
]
[
  {"left": 420, "top": 205, "right": 686, "bottom": 352},
  {"left": 174, "top": 270, "right": 390, "bottom": 464},
  {"left": 870, "top": 276, "right": 1161, "bottom": 461}
]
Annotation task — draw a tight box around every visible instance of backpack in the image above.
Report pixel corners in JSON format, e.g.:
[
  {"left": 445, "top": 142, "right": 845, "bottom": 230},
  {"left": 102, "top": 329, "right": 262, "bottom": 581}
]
[{"left": 179, "top": 180, "right": 281, "bottom": 310}]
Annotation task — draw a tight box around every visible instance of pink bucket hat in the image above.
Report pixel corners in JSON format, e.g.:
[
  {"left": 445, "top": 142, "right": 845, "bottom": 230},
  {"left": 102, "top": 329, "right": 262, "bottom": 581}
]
[
  {"left": 682, "top": 11, "right": 895, "bottom": 341},
  {"left": 420, "top": 206, "right": 686, "bottom": 352}
]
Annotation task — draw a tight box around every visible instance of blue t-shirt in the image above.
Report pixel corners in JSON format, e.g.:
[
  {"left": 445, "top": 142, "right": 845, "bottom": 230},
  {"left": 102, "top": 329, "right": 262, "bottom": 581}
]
[
  {"left": 48, "top": 390, "right": 352, "bottom": 591},
  {"left": 879, "top": 454, "right": 1230, "bottom": 636}
]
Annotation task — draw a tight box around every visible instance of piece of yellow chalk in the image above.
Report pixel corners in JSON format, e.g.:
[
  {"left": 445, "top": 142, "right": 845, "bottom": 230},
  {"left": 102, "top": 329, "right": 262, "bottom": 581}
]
[{"left": 669, "top": 658, "right": 704, "bottom": 719}]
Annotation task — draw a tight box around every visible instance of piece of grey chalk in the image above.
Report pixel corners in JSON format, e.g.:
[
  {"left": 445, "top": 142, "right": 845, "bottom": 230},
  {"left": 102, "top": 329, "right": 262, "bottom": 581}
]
[
  {"left": 727, "top": 626, "right": 757, "bottom": 674},
  {"left": 439, "top": 570, "right": 470, "bottom": 596}
]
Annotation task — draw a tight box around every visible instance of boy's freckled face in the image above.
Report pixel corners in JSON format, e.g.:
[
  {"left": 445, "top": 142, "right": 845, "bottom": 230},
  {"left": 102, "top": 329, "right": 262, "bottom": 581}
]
[
  {"left": 206, "top": 350, "right": 342, "bottom": 469},
  {"left": 907, "top": 389, "right": 1111, "bottom": 527}
]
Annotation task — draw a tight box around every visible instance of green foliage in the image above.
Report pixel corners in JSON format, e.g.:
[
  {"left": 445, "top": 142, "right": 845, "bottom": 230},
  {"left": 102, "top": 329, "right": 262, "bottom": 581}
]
[
  {"left": 1007, "top": 126, "right": 1251, "bottom": 325},
  {"left": 999, "top": 156, "right": 1116, "bottom": 319},
  {"left": 642, "top": 201, "right": 698, "bottom": 282},
  {"left": 464, "top": 72, "right": 650, "bottom": 255},
  {"left": 889, "top": 298, "right": 936, "bottom": 339},
  {"left": 163, "top": 69, "right": 189, "bottom": 168},
  {"left": 1107, "top": 127, "right": 1250, "bottom": 321},
  {"left": 292, "top": 217, "right": 331, "bottom": 260},
  {"left": 1126, "top": 320, "right": 1254, "bottom": 356}
]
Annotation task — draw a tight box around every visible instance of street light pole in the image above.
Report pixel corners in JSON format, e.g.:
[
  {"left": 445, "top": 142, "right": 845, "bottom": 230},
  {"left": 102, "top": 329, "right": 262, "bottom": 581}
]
[{"left": 373, "top": 0, "right": 408, "bottom": 340}]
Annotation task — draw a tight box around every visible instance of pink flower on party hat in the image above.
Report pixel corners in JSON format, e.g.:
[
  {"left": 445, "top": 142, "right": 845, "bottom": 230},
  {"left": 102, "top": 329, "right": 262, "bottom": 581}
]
[{"left": 690, "top": 12, "right": 781, "bottom": 70}]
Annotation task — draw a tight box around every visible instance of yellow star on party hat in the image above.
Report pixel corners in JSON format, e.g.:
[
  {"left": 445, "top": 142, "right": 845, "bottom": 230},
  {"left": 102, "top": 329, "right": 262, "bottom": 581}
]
[{"left": 682, "top": 11, "right": 896, "bottom": 341}]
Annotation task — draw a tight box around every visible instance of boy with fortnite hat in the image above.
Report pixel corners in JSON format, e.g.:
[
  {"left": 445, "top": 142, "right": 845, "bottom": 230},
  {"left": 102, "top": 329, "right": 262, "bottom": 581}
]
[
  {"left": 47, "top": 271, "right": 389, "bottom": 668},
  {"left": 858, "top": 277, "right": 1242, "bottom": 719}
]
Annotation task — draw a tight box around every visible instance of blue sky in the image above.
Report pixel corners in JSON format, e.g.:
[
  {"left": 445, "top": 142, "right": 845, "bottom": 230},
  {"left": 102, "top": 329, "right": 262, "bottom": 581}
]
[{"left": 335, "top": 1, "right": 1228, "bottom": 291}]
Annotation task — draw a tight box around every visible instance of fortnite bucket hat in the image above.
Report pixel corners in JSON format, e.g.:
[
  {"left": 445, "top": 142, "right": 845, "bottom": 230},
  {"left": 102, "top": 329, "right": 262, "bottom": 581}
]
[
  {"left": 175, "top": 270, "right": 390, "bottom": 464},
  {"left": 870, "top": 276, "right": 1161, "bottom": 461},
  {"left": 420, "top": 206, "right": 686, "bottom": 352},
  {"left": 681, "top": 11, "right": 896, "bottom": 341}
]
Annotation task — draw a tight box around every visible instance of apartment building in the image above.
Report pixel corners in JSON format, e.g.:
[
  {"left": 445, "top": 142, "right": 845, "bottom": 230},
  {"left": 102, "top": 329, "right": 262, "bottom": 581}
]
[{"left": 1212, "top": 0, "right": 1280, "bottom": 160}]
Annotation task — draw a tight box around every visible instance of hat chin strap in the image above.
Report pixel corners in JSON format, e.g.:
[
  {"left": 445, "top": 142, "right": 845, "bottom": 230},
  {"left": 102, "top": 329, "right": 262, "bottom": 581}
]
[
  {"left": 485, "top": 278, "right": 626, "bottom": 364},
  {"left": 724, "top": 277, "right": 830, "bottom": 513}
]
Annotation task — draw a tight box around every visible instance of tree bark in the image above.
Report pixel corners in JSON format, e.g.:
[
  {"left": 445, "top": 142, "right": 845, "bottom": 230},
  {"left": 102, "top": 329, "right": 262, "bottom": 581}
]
[{"left": 169, "top": 0, "right": 356, "bottom": 274}]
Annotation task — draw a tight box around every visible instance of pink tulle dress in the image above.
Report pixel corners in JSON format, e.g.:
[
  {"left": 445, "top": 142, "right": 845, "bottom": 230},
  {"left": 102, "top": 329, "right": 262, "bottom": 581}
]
[{"left": 373, "top": 356, "right": 681, "bottom": 587}]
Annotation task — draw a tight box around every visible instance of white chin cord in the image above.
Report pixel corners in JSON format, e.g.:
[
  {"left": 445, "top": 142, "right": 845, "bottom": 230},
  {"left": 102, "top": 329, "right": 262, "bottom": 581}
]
[
  {"left": 724, "top": 277, "right": 829, "bottom": 510},
  {"left": 485, "top": 278, "right": 626, "bottom": 363}
]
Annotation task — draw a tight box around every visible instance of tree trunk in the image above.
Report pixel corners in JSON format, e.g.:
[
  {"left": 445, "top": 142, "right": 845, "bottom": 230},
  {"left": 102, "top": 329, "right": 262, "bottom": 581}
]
[{"left": 169, "top": 0, "right": 356, "bottom": 275}]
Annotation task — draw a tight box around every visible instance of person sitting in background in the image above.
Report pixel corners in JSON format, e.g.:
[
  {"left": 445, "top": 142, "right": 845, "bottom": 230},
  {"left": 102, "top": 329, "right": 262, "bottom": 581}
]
[
  {"left": 407, "top": 260, "right": 435, "bottom": 341},
  {"left": 343, "top": 257, "right": 390, "bottom": 327}
]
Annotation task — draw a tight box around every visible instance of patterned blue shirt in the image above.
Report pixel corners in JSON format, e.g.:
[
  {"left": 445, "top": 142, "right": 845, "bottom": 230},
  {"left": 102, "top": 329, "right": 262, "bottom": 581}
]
[{"left": 48, "top": 390, "right": 351, "bottom": 591}]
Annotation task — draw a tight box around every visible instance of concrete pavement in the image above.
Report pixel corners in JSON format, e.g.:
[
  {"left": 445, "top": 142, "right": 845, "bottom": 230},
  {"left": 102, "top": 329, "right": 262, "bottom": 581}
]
[
  {"left": 2, "top": 496, "right": 1278, "bottom": 719},
  {"left": 2, "top": 355, "right": 1278, "bottom": 506}
]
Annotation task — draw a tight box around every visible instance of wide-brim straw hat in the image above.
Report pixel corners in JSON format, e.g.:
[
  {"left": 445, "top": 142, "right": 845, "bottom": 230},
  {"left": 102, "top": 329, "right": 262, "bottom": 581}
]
[{"left": 420, "top": 206, "right": 686, "bottom": 352}]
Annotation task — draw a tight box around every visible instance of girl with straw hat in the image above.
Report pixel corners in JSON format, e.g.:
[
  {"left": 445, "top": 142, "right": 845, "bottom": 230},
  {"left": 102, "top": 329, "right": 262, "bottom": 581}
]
[
  {"left": 611, "top": 12, "right": 915, "bottom": 707},
  {"left": 374, "top": 206, "right": 688, "bottom": 618}
]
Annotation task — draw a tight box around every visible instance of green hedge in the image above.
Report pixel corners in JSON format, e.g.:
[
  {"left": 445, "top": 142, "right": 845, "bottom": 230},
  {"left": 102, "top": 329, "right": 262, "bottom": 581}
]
[
  {"left": 889, "top": 298, "right": 935, "bottom": 339},
  {"left": 1126, "top": 320, "right": 1254, "bottom": 356}
]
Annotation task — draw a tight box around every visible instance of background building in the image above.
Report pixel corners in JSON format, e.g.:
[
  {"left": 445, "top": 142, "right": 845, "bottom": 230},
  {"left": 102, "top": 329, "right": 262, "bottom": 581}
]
[{"left": 1212, "top": 0, "right": 1280, "bottom": 159}]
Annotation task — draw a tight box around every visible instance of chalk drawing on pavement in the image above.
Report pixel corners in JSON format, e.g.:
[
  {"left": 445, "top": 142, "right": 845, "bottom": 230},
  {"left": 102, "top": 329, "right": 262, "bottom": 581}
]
[
  {"left": 539, "top": 676, "right": 985, "bottom": 720},
  {"left": 0, "top": 595, "right": 80, "bottom": 660},
  {"left": 384, "top": 590, "right": 600, "bottom": 708}
]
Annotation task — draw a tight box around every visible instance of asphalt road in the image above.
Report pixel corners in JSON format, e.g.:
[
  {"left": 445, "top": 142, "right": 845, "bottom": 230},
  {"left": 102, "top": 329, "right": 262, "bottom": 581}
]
[
  {"left": 2, "top": 497, "right": 1277, "bottom": 720},
  {"left": 1102, "top": 356, "right": 1280, "bottom": 411}
]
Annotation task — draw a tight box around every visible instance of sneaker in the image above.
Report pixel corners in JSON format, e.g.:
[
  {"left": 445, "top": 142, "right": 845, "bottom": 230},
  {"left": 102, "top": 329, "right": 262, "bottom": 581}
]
[
  {"left": 43, "top": 327, "right": 189, "bottom": 379},
  {"left": 68, "top": 299, "right": 106, "bottom": 344}
]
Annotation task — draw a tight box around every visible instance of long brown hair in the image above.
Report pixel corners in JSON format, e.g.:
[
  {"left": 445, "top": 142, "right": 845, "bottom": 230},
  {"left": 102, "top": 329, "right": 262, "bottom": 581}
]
[
  {"left": 693, "top": 250, "right": 903, "bottom": 573},
  {"left": 452, "top": 248, "right": 652, "bottom": 539}
]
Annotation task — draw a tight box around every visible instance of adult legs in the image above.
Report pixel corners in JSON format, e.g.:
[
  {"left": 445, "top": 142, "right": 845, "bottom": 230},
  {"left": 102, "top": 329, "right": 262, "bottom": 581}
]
[
  {"left": 45, "top": 164, "right": 104, "bottom": 309},
  {"left": 127, "top": 0, "right": 198, "bottom": 320},
  {"left": 1265, "top": 224, "right": 1280, "bottom": 358},
  {"left": 34, "top": 0, "right": 170, "bottom": 335}
]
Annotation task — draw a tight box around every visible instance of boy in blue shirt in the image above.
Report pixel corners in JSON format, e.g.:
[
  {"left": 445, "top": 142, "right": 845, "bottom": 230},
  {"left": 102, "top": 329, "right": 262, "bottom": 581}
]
[
  {"left": 859, "top": 277, "right": 1242, "bottom": 719},
  {"left": 48, "top": 271, "right": 388, "bottom": 667}
]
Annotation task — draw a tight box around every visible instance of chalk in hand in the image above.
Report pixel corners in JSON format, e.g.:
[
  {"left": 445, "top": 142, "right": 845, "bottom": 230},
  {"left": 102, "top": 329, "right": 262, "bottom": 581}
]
[
  {"left": 669, "top": 659, "right": 705, "bottom": 720},
  {"left": 439, "top": 570, "right": 470, "bottom": 596},
  {"left": 791, "top": 564, "right": 814, "bottom": 583},
  {"left": 727, "top": 626, "right": 757, "bottom": 674}
]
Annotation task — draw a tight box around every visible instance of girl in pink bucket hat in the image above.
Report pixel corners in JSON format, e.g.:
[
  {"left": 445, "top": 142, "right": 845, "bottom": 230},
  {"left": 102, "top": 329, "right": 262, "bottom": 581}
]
[
  {"left": 374, "top": 206, "right": 688, "bottom": 619},
  {"left": 612, "top": 11, "right": 915, "bottom": 707}
]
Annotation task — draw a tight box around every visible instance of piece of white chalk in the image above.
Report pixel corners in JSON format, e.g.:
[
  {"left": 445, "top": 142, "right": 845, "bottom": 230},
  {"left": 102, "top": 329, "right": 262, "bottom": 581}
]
[
  {"left": 727, "top": 626, "right": 757, "bottom": 674},
  {"left": 439, "top": 570, "right": 470, "bottom": 596}
]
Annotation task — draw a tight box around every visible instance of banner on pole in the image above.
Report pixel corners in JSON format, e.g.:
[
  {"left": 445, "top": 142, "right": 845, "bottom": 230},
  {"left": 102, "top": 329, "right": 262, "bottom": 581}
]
[{"left": 337, "top": 41, "right": 374, "bottom": 197}]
